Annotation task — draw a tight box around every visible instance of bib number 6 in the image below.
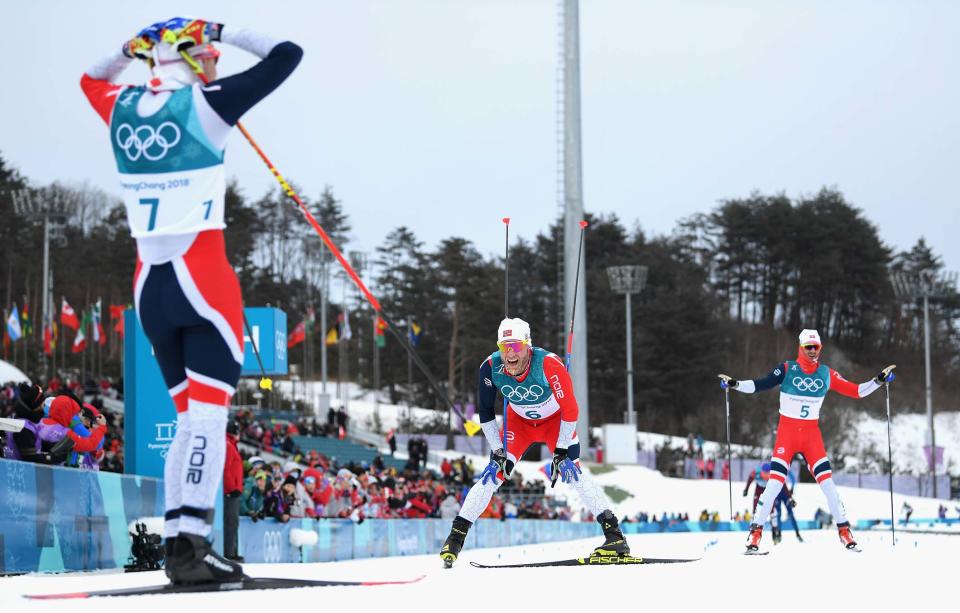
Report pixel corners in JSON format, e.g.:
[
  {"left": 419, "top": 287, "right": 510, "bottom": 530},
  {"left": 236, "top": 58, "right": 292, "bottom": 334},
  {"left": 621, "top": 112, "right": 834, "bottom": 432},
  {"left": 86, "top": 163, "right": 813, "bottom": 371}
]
[{"left": 524, "top": 410, "right": 541, "bottom": 419}]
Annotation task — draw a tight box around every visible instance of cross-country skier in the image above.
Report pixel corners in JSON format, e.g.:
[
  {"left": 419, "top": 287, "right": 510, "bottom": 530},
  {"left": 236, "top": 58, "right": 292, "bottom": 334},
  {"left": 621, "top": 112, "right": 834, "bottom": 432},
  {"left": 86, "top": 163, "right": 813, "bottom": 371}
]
[
  {"left": 439, "top": 318, "right": 629, "bottom": 568},
  {"left": 771, "top": 472, "right": 802, "bottom": 544},
  {"left": 82, "top": 17, "right": 302, "bottom": 584},
  {"left": 742, "top": 461, "right": 771, "bottom": 514},
  {"left": 718, "top": 329, "right": 895, "bottom": 553}
]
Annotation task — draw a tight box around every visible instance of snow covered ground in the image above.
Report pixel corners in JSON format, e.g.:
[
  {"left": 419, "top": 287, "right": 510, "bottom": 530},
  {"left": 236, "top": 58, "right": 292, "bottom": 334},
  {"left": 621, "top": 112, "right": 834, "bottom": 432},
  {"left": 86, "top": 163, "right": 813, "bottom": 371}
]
[
  {"left": 4, "top": 462, "right": 957, "bottom": 610},
  {"left": 3, "top": 528, "right": 954, "bottom": 611}
]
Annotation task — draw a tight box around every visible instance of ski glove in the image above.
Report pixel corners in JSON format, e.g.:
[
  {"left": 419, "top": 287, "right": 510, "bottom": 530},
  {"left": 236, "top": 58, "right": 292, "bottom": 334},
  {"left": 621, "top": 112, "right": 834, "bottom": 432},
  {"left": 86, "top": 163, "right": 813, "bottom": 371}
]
[
  {"left": 549, "top": 448, "right": 581, "bottom": 488},
  {"left": 875, "top": 364, "right": 896, "bottom": 385},
  {"left": 480, "top": 448, "right": 508, "bottom": 485},
  {"left": 159, "top": 17, "right": 223, "bottom": 51},
  {"left": 122, "top": 23, "right": 163, "bottom": 60},
  {"left": 718, "top": 374, "right": 738, "bottom": 389}
]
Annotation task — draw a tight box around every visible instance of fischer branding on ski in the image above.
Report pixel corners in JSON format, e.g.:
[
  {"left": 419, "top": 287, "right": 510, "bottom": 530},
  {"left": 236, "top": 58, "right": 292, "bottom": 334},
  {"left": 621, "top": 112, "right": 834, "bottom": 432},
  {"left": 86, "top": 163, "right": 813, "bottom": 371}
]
[{"left": 470, "top": 555, "right": 699, "bottom": 568}]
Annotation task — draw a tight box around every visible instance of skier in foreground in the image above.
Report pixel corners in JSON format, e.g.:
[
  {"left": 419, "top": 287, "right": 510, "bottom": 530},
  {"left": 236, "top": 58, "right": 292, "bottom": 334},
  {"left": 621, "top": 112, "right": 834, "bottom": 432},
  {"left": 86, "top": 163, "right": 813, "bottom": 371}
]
[
  {"left": 82, "top": 17, "right": 302, "bottom": 584},
  {"left": 440, "top": 318, "right": 630, "bottom": 568},
  {"left": 719, "top": 329, "right": 895, "bottom": 553}
]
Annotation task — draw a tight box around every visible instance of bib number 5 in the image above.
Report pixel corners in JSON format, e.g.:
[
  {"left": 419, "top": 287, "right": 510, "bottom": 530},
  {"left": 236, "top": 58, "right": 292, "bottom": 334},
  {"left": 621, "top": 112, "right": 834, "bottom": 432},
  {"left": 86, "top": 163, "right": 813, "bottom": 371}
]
[{"left": 800, "top": 405, "right": 810, "bottom": 418}]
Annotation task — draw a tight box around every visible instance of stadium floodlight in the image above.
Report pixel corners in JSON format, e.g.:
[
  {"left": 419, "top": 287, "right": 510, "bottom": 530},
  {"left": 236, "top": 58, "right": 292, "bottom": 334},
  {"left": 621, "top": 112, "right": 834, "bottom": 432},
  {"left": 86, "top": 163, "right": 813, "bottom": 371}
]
[
  {"left": 606, "top": 265, "right": 648, "bottom": 426},
  {"left": 10, "top": 189, "right": 76, "bottom": 379},
  {"left": 890, "top": 268, "right": 958, "bottom": 497}
]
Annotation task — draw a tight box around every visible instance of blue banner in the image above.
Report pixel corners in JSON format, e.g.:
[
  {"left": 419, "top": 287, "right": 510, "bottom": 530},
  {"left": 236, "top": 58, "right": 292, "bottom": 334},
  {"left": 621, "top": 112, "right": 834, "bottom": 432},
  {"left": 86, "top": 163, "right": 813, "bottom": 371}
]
[
  {"left": 124, "top": 307, "right": 287, "bottom": 479},
  {"left": 0, "top": 459, "right": 164, "bottom": 574}
]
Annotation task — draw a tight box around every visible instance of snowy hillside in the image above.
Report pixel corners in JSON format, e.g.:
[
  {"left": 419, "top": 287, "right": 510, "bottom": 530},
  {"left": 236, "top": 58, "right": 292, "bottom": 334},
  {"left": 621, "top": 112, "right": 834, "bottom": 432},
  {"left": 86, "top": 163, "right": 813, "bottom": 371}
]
[{"left": 268, "top": 380, "right": 959, "bottom": 479}]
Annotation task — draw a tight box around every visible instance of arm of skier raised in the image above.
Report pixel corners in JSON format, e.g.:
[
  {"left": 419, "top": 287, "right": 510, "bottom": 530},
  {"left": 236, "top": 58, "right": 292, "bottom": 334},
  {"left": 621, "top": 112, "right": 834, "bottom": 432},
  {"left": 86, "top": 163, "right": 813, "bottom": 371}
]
[
  {"left": 542, "top": 353, "right": 579, "bottom": 449},
  {"left": 80, "top": 49, "right": 134, "bottom": 124},
  {"left": 721, "top": 363, "right": 787, "bottom": 394},
  {"left": 201, "top": 27, "right": 303, "bottom": 126}
]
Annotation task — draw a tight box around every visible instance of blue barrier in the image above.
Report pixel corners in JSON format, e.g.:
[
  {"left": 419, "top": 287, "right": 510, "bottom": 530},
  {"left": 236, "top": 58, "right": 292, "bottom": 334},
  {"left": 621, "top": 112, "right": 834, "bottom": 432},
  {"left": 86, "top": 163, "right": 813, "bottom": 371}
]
[
  {"left": 621, "top": 520, "right": 822, "bottom": 534},
  {"left": 0, "top": 458, "right": 165, "bottom": 574},
  {"left": 238, "top": 517, "right": 603, "bottom": 563}
]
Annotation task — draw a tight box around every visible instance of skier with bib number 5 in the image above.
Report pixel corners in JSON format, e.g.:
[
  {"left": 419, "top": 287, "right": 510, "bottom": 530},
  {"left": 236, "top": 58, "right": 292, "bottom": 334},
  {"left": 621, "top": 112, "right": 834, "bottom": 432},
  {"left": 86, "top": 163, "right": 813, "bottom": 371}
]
[
  {"left": 718, "top": 329, "right": 895, "bottom": 554},
  {"left": 439, "top": 318, "right": 630, "bottom": 568},
  {"left": 81, "top": 17, "right": 302, "bottom": 584}
]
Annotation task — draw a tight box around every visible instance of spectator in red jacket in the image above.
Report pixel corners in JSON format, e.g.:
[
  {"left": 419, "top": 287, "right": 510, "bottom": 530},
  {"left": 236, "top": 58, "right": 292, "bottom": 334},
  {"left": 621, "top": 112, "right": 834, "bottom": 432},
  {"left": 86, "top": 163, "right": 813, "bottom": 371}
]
[{"left": 223, "top": 422, "right": 244, "bottom": 562}]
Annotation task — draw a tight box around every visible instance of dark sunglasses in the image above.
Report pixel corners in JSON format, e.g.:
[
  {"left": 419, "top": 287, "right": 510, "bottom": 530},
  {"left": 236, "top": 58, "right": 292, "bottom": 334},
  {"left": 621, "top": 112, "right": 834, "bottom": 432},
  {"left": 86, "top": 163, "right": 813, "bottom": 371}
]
[{"left": 802, "top": 345, "right": 821, "bottom": 351}]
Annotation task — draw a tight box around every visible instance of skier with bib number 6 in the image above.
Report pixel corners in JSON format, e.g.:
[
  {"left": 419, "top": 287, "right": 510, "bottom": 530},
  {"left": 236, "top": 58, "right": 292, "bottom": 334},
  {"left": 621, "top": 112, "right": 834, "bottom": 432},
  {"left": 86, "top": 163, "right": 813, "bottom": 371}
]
[
  {"left": 718, "top": 329, "right": 895, "bottom": 553},
  {"left": 81, "top": 17, "right": 302, "bottom": 584},
  {"left": 439, "top": 318, "right": 630, "bottom": 568}
]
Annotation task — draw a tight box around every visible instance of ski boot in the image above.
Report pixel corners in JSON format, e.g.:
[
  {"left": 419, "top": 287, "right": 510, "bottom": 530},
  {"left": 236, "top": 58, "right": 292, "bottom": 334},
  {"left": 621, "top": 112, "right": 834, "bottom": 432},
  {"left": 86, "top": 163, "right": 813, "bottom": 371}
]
[
  {"left": 744, "top": 523, "right": 763, "bottom": 554},
  {"left": 837, "top": 522, "right": 860, "bottom": 551},
  {"left": 440, "top": 516, "right": 472, "bottom": 569},
  {"left": 164, "top": 533, "right": 245, "bottom": 585},
  {"left": 591, "top": 510, "right": 631, "bottom": 559},
  {"left": 771, "top": 525, "right": 782, "bottom": 545}
]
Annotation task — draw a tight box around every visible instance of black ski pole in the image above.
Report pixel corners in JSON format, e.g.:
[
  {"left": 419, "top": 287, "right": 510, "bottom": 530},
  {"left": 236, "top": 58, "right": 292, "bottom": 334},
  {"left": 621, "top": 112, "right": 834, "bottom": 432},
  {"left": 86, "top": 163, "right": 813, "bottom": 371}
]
[
  {"left": 885, "top": 379, "right": 896, "bottom": 546},
  {"left": 724, "top": 386, "right": 733, "bottom": 521}
]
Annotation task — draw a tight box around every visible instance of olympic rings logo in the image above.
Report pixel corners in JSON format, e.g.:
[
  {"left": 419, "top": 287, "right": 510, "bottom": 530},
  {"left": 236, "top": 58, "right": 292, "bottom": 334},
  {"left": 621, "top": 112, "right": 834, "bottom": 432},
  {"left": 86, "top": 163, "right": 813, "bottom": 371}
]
[
  {"left": 792, "top": 377, "right": 824, "bottom": 392},
  {"left": 262, "top": 530, "right": 283, "bottom": 563},
  {"left": 501, "top": 384, "right": 544, "bottom": 402},
  {"left": 115, "top": 122, "right": 181, "bottom": 161}
]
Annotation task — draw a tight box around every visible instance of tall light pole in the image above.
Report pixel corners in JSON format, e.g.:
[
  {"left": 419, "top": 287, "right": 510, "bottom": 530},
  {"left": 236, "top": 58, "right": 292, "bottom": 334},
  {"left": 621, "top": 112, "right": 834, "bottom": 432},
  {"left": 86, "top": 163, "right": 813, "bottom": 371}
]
[
  {"left": 11, "top": 189, "right": 71, "bottom": 380},
  {"left": 890, "top": 268, "right": 958, "bottom": 498},
  {"left": 559, "top": 0, "right": 590, "bottom": 439},
  {"left": 606, "top": 265, "right": 648, "bottom": 426}
]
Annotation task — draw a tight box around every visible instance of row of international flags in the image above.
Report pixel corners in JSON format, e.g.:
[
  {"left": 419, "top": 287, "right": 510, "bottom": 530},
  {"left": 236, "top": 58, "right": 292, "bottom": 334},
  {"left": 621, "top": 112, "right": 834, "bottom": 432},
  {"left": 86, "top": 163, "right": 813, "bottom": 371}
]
[
  {"left": 285, "top": 308, "right": 422, "bottom": 350},
  {"left": 3, "top": 298, "right": 128, "bottom": 355}
]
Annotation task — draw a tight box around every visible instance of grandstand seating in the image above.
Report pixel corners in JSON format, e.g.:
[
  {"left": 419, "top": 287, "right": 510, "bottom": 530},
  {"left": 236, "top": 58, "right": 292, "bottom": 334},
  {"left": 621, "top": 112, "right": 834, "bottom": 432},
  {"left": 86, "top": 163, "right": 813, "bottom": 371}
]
[{"left": 291, "top": 435, "right": 408, "bottom": 471}]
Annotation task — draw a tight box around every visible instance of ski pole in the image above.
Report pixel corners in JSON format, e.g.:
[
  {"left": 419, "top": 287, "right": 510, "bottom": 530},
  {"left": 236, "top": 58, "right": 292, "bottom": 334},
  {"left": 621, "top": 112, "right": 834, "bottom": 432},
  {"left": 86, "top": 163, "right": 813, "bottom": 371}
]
[
  {"left": 178, "top": 50, "right": 480, "bottom": 437},
  {"left": 242, "top": 312, "right": 273, "bottom": 391},
  {"left": 564, "top": 220, "right": 588, "bottom": 370},
  {"left": 724, "top": 386, "right": 733, "bottom": 521},
  {"left": 502, "top": 217, "right": 510, "bottom": 453},
  {"left": 885, "top": 380, "right": 896, "bottom": 546}
]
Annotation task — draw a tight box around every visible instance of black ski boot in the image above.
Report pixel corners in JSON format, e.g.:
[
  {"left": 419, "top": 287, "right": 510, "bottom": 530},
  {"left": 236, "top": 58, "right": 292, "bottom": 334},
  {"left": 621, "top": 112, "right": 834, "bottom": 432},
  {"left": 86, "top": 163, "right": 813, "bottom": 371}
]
[
  {"left": 440, "top": 516, "right": 473, "bottom": 568},
  {"left": 592, "top": 510, "right": 630, "bottom": 557},
  {"left": 164, "top": 533, "right": 245, "bottom": 585}
]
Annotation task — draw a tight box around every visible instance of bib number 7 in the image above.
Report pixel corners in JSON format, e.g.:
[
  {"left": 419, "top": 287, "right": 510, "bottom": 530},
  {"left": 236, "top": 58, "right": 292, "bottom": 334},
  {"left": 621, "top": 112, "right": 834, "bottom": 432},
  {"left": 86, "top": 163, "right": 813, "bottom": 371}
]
[
  {"left": 138, "top": 198, "right": 159, "bottom": 231},
  {"left": 138, "top": 198, "right": 215, "bottom": 231}
]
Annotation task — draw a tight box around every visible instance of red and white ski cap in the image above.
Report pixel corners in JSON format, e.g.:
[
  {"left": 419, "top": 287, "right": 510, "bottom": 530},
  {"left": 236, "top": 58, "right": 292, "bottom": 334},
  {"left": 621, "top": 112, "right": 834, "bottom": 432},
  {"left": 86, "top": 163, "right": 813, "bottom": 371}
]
[
  {"left": 799, "top": 329, "right": 822, "bottom": 346},
  {"left": 498, "top": 318, "right": 531, "bottom": 345}
]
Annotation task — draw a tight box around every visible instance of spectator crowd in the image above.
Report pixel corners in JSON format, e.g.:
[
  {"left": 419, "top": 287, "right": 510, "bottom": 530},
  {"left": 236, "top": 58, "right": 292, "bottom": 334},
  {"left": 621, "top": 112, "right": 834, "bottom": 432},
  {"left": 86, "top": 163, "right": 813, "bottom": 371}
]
[{"left": 2, "top": 378, "right": 125, "bottom": 472}]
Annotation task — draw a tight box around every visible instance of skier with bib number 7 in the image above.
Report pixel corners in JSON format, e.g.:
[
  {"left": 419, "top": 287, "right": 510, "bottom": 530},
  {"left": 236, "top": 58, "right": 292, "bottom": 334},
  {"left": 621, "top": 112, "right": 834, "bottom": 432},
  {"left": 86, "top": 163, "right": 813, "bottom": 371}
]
[
  {"left": 439, "top": 318, "right": 630, "bottom": 568},
  {"left": 719, "top": 329, "right": 895, "bottom": 554},
  {"left": 81, "top": 17, "right": 302, "bottom": 585}
]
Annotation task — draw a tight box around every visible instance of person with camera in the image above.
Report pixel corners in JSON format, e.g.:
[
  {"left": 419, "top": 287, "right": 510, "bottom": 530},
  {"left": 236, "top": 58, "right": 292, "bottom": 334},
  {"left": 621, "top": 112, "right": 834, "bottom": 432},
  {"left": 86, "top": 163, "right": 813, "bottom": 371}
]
[{"left": 37, "top": 395, "right": 108, "bottom": 465}]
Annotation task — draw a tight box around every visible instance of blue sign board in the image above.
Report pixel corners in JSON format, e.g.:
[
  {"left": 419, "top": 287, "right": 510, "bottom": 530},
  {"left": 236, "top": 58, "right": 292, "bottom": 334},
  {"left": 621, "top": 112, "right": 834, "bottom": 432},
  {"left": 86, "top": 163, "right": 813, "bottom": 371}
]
[
  {"left": 241, "top": 307, "right": 288, "bottom": 376},
  {"left": 124, "top": 307, "right": 287, "bottom": 478}
]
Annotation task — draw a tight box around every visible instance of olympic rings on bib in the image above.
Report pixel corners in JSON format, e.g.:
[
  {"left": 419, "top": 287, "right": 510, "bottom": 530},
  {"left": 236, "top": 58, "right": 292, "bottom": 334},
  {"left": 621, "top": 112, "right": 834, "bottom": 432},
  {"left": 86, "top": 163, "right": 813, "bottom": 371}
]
[
  {"left": 792, "top": 376, "right": 824, "bottom": 392},
  {"left": 500, "top": 384, "right": 545, "bottom": 403},
  {"left": 116, "top": 121, "right": 182, "bottom": 162}
]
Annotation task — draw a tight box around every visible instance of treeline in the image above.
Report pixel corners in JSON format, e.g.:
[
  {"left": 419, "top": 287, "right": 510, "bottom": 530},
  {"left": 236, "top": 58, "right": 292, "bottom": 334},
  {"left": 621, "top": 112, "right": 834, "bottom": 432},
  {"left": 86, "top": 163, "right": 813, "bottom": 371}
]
[{"left": 2, "top": 152, "right": 957, "bottom": 445}]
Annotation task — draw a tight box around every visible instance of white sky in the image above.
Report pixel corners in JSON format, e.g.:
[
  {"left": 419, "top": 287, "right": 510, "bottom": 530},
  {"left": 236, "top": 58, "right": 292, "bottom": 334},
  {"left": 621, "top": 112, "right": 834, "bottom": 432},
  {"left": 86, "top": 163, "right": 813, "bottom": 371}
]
[{"left": 1, "top": 1, "right": 959, "bottom": 274}]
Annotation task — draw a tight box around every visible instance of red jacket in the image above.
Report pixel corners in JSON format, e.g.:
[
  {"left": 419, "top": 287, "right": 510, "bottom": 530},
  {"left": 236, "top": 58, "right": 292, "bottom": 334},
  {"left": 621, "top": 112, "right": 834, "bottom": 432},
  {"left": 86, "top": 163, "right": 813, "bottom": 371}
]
[{"left": 224, "top": 433, "right": 243, "bottom": 494}]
